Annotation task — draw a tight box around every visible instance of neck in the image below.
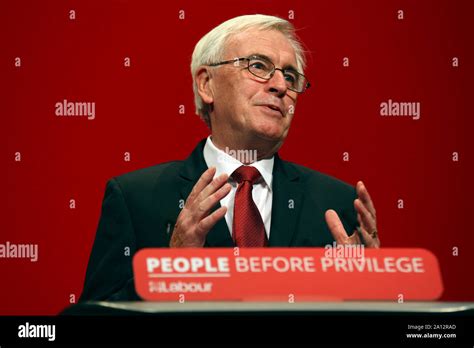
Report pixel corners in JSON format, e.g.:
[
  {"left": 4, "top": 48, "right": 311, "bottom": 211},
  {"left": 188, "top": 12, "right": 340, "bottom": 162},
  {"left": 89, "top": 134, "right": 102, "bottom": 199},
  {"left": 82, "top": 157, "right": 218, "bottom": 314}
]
[{"left": 211, "top": 133, "right": 281, "bottom": 164}]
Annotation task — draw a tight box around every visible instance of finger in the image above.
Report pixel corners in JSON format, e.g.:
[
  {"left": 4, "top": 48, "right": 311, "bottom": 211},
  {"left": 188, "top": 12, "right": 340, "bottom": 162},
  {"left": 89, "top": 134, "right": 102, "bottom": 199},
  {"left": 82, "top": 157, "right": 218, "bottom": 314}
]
[
  {"left": 325, "top": 209, "right": 349, "bottom": 245},
  {"left": 354, "top": 199, "right": 377, "bottom": 233},
  {"left": 356, "top": 181, "right": 376, "bottom": 219},
  {"left": 196, "top": 206, "right": 228, "bottom": 237},
  {"left": 358, "top": 224, "right": 380, "bottom": 248},
  {"left": 354, "top": 214, "right": 368, "bottom": 245},
  {"left": 187, "top": 167, "right": 216, "bottom": 205},
  {"left": 196, "top": 183, "right": 232, "bottom": 219},
  {"left": 196, "top": 172, "right": 229, "bottom": 204},
  {"left": 357, "top": 212, "right": 362, "bottom": 226},
  {"left": 349, "top": 227, "right": 362, "bottom": 245}
]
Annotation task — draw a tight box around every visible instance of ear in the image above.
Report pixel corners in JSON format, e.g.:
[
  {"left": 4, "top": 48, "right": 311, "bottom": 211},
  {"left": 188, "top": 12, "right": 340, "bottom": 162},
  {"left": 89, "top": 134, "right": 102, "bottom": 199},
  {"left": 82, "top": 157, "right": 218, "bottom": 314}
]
[{"left": 195, "top": 67, "right": 214, "bottom": 104}]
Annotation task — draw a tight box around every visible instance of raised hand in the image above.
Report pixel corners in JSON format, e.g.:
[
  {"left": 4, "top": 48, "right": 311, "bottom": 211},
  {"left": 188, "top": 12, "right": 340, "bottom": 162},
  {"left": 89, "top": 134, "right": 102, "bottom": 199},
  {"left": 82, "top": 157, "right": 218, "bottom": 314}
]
[
  {"left": 325, "top": 181, "right": 380, "bottom": 248},
  {"left": 170, "top": 167, "right": 231, "bottom": 247}
]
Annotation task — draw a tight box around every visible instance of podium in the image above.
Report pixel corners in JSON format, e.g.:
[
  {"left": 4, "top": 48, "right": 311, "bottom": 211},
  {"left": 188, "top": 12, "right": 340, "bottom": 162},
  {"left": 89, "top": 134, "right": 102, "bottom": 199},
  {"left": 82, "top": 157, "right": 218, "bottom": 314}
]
[
  {"left": 55, "top": 249, "right": 473, "bottom": 344},
  {"left": 52, "top": 301, "right": 474, "bottom": 344},
  {"left": 62, "top": 300, "right": 474, "bottom": 316},
  {"left": 54, "top": 301, "right": 474, "bottom": 344}
]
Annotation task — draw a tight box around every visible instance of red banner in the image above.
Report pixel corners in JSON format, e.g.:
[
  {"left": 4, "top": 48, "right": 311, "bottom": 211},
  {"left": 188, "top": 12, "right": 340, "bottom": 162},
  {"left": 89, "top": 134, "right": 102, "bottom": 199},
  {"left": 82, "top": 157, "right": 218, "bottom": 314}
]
[{"left": 133, "top": 248, "right": 443, "bottom": 301}]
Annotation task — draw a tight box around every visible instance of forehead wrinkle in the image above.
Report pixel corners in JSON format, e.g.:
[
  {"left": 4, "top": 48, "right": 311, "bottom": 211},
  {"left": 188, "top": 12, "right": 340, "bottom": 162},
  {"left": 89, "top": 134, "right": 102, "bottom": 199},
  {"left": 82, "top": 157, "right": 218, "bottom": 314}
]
[{"left": 225, "top": 29, "right": 297, "bottom": 68}]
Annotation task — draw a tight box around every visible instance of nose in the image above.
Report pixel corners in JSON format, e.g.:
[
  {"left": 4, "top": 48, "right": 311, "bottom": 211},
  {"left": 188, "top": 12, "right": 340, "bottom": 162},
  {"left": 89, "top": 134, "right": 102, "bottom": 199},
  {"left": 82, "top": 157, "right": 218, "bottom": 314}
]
[{"left": 266, "top": 69, "right": 288, "bottom": 98}]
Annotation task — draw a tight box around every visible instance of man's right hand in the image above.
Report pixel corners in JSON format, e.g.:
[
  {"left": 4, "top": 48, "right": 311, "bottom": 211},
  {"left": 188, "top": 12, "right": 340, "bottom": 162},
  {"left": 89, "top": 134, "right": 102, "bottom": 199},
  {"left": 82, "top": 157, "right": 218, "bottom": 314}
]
[{"left": 170, "top": 167, "right": 231, "bottom": 247}]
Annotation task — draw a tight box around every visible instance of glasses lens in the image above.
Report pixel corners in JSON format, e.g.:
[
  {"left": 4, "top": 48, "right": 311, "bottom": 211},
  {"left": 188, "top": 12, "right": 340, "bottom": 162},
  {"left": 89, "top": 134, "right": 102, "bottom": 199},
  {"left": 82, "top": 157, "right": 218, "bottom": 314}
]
[
  {"left": 283, "top": 71, "right": 300, "bottom": 91},
  {"left": 248, "top": 57, "right": 273, "bottom": 79},
  {"left": 247, "top": 56, "right": 309, "bottom": 93}
]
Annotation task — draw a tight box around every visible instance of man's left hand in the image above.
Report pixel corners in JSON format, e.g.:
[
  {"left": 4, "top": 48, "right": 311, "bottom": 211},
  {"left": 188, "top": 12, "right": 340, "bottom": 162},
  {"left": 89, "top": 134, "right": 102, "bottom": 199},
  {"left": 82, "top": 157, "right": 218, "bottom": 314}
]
[{"left": 325, "top": 181, "right": 380, "bottom": 248}]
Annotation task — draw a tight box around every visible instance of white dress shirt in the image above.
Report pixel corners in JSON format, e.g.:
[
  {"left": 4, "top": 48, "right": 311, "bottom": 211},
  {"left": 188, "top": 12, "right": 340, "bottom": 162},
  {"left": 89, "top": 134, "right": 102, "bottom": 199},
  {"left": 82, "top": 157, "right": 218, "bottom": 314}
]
[{"left": 203, "top": 136, "right": 274, "bottom": 239}]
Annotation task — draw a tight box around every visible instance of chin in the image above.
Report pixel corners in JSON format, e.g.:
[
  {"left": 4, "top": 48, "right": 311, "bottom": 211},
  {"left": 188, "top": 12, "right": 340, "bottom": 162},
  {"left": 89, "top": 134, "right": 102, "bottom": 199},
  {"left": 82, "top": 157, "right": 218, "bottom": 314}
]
[
  {"left": 246, "top": 111, "right": 290, "bottom": 143},
  {"left": 253, "top": 124, "right": 288, "bottom": 142}
]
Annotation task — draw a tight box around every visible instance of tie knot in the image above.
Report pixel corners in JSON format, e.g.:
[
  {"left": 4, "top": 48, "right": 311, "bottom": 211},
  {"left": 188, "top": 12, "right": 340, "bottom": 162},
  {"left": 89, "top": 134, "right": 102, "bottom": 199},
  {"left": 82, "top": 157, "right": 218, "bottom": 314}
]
[{"left": 231, "top": 165, "right": 262, "bottom": 184}]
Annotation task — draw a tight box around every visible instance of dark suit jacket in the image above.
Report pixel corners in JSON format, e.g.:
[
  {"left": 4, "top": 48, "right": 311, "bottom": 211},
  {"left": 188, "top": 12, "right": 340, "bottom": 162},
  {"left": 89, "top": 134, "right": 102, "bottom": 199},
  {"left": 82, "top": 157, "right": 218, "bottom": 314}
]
[{"left": 80, "top": 139, "right": 359, "bottom": 301}]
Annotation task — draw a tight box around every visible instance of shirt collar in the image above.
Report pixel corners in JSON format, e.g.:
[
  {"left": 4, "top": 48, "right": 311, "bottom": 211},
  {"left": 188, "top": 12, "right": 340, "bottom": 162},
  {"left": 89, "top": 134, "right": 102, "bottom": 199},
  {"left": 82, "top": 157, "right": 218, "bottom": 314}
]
[{"left": 203, "top": 135, "right": 274, "bottom": 190}]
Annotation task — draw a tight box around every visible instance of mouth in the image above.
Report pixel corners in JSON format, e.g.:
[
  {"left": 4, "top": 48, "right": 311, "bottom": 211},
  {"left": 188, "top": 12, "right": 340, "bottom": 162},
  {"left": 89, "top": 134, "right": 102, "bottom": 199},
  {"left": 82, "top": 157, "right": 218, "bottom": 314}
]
[{"left": 259, "top": 104, "right": 284, "bottom": 117}]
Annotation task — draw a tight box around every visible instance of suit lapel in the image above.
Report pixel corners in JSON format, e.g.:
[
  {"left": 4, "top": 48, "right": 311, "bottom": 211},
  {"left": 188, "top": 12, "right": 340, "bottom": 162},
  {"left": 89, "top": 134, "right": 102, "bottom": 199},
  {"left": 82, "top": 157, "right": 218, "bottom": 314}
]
[
  {"left": 178, "top": 139, "right": 234, "bottom": 247},
  {"left": 268, "top": 154, "right": 303, "bottom": 247}
]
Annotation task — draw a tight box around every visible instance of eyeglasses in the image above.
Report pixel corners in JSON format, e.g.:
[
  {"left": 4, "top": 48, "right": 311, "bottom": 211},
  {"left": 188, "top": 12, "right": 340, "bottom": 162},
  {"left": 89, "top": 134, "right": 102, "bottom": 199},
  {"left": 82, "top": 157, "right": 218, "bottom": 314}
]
[{"left": 208, "top": 55, "right": 311, "bottom": 93}]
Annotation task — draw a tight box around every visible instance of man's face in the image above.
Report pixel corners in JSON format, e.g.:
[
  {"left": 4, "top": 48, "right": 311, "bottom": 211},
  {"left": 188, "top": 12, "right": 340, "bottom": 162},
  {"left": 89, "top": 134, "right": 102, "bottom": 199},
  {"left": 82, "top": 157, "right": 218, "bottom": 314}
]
[{"left": 209, "top": 29, "right": 299, "bottom": 145}]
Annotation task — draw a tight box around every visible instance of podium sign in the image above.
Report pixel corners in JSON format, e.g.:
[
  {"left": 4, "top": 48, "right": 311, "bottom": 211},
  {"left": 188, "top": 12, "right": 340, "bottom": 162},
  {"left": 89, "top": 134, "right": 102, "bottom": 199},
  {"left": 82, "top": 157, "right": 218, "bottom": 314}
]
[{"left": 133, "top": 248, "right": 443, "bottom": 301}]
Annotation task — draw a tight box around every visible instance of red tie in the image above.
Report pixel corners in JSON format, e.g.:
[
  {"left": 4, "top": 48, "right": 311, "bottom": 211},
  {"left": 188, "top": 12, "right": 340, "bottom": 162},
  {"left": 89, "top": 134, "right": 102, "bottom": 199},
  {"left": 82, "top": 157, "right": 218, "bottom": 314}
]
[{"left": 231, "top": 166, "right": 268, "bottom": 247}]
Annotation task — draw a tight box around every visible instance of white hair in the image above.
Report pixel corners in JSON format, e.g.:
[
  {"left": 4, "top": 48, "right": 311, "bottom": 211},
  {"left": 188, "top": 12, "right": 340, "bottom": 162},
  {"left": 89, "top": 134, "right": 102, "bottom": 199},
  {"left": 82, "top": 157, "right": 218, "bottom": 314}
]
[{"left": 190, "top": 14, "right": 307, "bottom": 128}]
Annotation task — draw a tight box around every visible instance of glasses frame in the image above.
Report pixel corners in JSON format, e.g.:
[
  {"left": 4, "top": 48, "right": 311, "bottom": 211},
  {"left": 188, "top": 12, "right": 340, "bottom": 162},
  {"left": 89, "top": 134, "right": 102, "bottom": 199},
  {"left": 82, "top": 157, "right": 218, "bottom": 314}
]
[{"left": 208, "top": 55, "right": 311, "bottom": 93}]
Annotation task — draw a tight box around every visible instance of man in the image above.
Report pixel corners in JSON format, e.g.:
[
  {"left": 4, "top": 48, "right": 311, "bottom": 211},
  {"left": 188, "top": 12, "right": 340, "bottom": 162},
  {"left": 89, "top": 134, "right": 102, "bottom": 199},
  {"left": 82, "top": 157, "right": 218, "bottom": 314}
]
[{"left": 80, "top": 14, "right": 379, "bottom": 301}]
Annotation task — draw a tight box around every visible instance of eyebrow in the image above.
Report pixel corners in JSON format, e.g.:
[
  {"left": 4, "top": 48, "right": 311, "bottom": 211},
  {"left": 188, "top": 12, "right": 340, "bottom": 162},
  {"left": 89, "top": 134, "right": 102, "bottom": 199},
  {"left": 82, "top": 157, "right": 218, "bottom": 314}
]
[{"left": 249, "top": 53, "right": 299, "bottom": 73}]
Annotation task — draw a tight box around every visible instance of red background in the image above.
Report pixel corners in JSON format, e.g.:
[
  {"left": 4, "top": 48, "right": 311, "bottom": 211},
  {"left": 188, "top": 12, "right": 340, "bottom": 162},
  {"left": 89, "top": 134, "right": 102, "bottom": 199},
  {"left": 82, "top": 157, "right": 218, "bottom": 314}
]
[{"left": 1, "top": 0, "right": 472, "bottom": 315}]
